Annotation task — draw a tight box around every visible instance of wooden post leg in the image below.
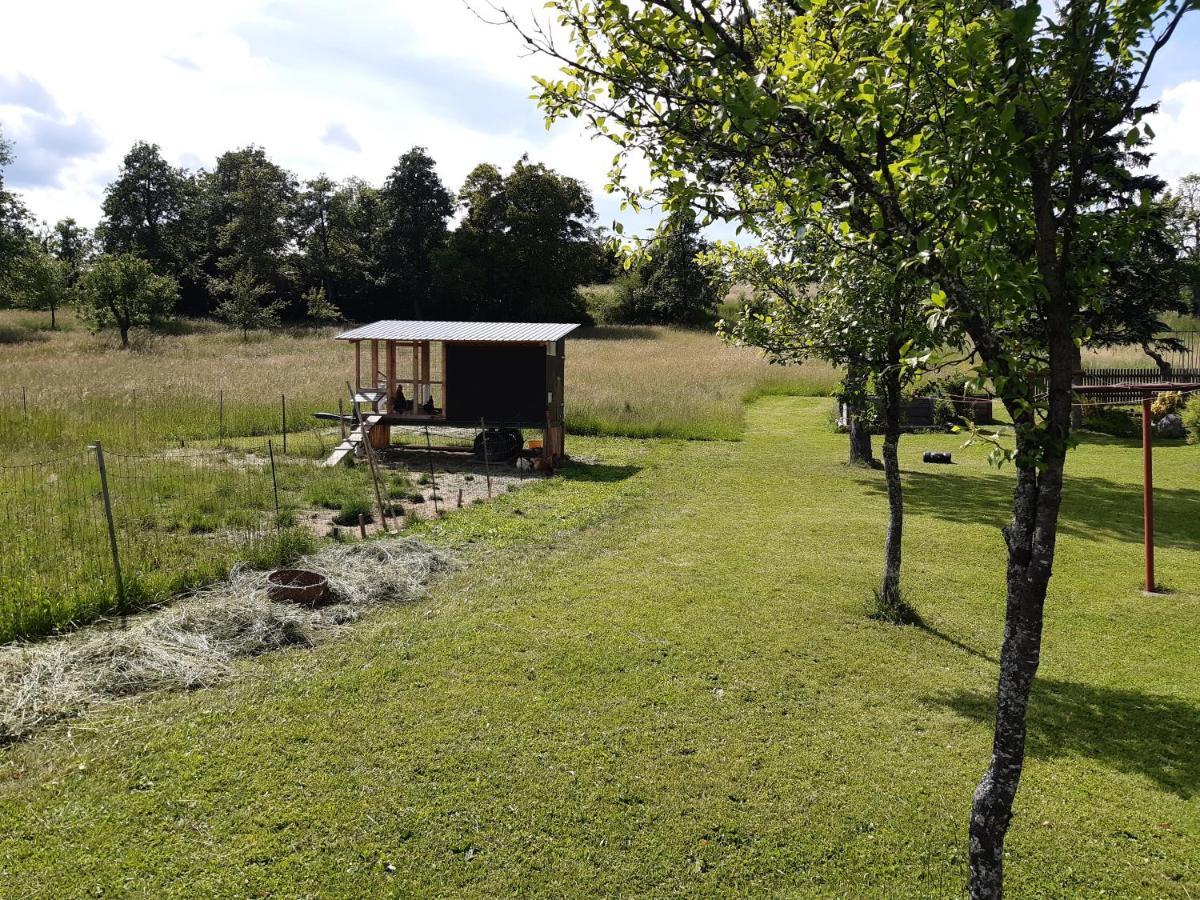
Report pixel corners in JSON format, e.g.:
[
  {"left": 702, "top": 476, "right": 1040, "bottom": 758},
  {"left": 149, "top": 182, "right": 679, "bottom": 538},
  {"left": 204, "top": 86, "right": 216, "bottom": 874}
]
[{"left": 1142, "top": 395, "right": 1156, "bottom": 593}]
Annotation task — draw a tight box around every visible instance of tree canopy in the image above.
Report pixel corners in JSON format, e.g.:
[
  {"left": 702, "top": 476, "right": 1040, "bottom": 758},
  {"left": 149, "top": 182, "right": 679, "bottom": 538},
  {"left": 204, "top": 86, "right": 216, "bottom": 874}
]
[
  {"left": 0, "top": 129, "right": 33, "bottom": 302},
  {"left": 99, "top": 142, "right": 195, "bottom": 281},
  {"left": 76, "top": 252, "right": 178, "bottom": 348},
  {"left": 378, "top": 147, "right": 456, "bottom": 318},
  {"left": 5, "top": 133, "right": 614, "bottom": 326},
  {"left": 514, "top": 0, "right": 1195, "bottom": 895},
  {"left": 436, "top": 156, "right": 598, "bottom": 322},
  {"left": 610, "top": 210, "right": 719, "bottom": 326}
]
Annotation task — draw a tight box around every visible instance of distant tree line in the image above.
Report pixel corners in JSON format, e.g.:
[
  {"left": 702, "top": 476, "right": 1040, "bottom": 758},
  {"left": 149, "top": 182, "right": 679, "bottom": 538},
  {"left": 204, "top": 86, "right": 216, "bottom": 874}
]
[{"left": 1, "top": 132, "right": 665, "bottom": 341}]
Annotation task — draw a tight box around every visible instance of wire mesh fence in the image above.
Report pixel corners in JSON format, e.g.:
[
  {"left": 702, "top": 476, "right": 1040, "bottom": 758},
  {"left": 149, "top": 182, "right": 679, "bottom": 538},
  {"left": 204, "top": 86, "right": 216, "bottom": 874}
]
[
  {"left": 0, "top": 451, "right": 114, "bottom": 643},
  {"left": 0, "top": 386, "right": 337, "bottom": 463},
  {"left": 0, "top": 434, "right": 336, "bottom": 644},
  {"left": 0, "top": 387, "right": 541, "bottom": 644}
]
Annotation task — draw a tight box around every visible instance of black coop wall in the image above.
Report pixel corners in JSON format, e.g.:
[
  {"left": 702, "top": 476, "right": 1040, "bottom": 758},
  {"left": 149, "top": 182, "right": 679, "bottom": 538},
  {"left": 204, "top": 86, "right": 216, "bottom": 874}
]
[{"left": 444, "top": 342, "right": 548, "bottom": 426}]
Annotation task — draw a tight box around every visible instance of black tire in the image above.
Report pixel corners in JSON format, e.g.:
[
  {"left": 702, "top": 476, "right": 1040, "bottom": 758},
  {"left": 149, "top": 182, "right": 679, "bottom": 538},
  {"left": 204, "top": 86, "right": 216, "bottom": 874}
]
[{"left": 473, "top": 428, "right": 523, "bottom": 461}]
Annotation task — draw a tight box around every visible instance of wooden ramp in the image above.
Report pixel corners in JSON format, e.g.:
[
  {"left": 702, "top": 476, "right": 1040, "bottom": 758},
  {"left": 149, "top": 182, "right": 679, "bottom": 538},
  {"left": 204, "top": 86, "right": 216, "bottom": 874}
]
[{"left": 323, "top": 414, "right": 383, "bottom": 467}]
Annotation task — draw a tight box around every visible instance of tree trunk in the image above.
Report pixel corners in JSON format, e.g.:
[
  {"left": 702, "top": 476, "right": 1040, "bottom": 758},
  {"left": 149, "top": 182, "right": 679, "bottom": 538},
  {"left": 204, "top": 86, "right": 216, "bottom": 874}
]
[
  {"left": 118, "top": 323, "right": 130, "bottom": 348},
  {"left": 844, "top": 360, "right": 876, "bottom": 467},
  {"left": 968, "top": 450, "right": 1065, "bottom": 898},
  {"left": 1141, "top": 342, "right": 1173, "bottom": 380},
  {"left": 968, "top": 268, "right": 1076, "bottom": 898},
  {"left": 879, "top": 358, "right": 903, "bottom": 606},
  {"left": 847, "top": 401, "right": 876, "bottom": 466},
  {"left": 50, "top": 303, "right": 57, "bottom": 331}
]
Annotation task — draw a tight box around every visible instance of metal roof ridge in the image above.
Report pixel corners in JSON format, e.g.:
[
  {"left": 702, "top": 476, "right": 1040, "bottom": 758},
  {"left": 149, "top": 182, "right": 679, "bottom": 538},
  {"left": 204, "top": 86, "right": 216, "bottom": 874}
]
[{"left": 334, "top": 321, "right": 581, "bottom": 342}]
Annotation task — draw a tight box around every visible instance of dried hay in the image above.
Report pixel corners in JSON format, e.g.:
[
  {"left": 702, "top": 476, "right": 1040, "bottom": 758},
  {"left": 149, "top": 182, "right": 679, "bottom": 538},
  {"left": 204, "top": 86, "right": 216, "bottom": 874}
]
[{"left": 0, "top": 537, "right": 458, "bottom": 744}]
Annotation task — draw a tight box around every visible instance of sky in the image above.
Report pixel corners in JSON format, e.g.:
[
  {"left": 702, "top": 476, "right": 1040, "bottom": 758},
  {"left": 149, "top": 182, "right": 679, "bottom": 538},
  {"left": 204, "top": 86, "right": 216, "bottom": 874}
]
[{"left": 1, "top": 0, "right": 1199, "bottom": 239}]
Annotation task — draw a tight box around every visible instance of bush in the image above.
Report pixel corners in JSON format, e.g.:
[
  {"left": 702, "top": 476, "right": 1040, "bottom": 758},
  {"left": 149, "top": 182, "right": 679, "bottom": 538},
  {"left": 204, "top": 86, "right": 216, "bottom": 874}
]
[
  {"left": 1082, "top": 406, "right": 1140, "bottom": 437},
  {"left": 1183, "top": 394, "right": 1200, "bottom": 443},
  {"left": 333, "top": 497, "right": 374, "bottom": 526},
  {"left": 932, "top": 398, "right": 958, "bottom": 427},
  {"left": 1152, "top": 391, "right": 1185, "bottom": 420}
]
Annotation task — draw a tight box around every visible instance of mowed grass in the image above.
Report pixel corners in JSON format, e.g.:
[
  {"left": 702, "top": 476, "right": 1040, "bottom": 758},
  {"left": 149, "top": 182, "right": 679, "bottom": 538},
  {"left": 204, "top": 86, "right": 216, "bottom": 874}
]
[
  {"left": 0, "top": 310, "right": 834, "bottom": 459},
  {"left": 1, "top": 398, "right": 1197, "bottom": 897}
]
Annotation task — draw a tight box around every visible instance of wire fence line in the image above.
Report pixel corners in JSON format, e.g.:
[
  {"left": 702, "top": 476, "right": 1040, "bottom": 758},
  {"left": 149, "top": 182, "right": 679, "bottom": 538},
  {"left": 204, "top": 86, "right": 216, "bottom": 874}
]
[
  {"left": 0, "top": 399, "right": 528, "bottom": 644},
  {"left": 0, "top": 387, "right": 336, "bottom": 463},
  {"left": 0, "top": 439, "right": 301, "bottom": 644}
]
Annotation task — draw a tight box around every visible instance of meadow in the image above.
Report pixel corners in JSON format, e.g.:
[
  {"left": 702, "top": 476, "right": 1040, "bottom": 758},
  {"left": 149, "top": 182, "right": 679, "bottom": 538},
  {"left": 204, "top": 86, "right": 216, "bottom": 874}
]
[
  {"left": 1, "top": 397, "right": 1196, "bottom": 896},
  {"left": 0, "top": 310, "right": 834, "bottom": 642},
  {"left": 0, "top": 310, "right": 837, "bottom": 460}
]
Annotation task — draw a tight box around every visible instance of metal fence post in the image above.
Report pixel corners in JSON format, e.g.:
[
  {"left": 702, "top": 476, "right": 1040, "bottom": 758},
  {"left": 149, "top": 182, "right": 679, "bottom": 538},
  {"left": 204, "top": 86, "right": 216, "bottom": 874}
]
[
  {"left": 268, "top": 439, "right": 281, "bottom": 523},
  {"left": 480, "top": 417, "right": 493, "bottom": 498},
  {"left": 90, "top": 440, "right": 125, "bottom": 610},
  {"left": 424, "top": 426, "right": 441, "bottom": 516}
]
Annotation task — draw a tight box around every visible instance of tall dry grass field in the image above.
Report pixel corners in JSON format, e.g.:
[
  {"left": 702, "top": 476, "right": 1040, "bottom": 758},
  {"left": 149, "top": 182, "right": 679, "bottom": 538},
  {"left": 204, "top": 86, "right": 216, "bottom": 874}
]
[
  {"left": 0, "top": 312, "right": 836, "bottom": 457},
  {"left": 568, "top": 327, "right": 836, "bottom": 439}
]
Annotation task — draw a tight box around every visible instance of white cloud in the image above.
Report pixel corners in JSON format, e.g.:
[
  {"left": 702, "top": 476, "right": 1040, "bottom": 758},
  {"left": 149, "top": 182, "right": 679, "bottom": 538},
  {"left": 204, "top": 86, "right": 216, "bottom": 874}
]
[
  {"left": 1146, "top": 80, "right": 1200, "bottom": 186},
  {"left": 0, "top": 1, "right": 610, "bottom": 227},
  {"left": 321, "top": 122, "right": 362, "bottom": 153},
  {"left": 16, "top": 1, "right": 1191, "bottom": 241}
]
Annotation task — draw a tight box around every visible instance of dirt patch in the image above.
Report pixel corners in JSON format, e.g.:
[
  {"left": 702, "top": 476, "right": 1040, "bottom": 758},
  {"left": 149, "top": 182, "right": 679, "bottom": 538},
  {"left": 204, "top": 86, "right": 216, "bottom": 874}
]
[
  {"left": 301, "top": 447, "right": 551, "bottom": 538},
  {"left": 155, "top": 446, "right": 271, "bottom": 469}
]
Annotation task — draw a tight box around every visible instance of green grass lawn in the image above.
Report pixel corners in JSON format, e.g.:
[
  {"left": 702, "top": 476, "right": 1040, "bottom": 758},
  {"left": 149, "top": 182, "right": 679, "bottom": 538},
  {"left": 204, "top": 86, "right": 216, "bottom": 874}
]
[{"left": 1, "top": 398, "right": 1197, "bottom": 897}]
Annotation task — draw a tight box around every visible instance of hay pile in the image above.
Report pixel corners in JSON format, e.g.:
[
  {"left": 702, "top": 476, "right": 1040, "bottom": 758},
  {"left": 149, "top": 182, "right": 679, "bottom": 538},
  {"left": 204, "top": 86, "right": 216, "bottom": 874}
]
[{"left": 1, "top": 538, "right": 457, "bottom": 744}]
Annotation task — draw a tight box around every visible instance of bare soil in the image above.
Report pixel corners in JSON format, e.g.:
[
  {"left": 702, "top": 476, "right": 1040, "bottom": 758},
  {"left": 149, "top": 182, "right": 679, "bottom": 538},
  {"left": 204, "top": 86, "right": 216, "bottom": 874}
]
[{"left": 302, "top": 447, "right": 551, "bottom": 538}]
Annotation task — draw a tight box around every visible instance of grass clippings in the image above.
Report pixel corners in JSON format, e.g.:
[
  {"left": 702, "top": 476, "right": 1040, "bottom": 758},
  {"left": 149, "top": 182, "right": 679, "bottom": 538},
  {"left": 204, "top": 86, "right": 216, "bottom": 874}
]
[{"left": 0, "top": 538, "right": 457, "bottom": 744}]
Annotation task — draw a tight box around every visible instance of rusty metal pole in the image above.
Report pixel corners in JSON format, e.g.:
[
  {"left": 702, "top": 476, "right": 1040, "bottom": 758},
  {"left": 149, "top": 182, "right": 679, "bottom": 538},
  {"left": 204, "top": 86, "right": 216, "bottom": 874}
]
[{"left": 1141, "top": 394, "right": 1156, "bottom": 593}]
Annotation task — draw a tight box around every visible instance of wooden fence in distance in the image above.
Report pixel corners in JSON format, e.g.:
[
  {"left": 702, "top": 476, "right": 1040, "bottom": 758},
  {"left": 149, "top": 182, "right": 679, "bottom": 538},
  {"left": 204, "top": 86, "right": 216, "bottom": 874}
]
[{"left": 1073, "top": 368, "right": 1200, "bottom": 405}]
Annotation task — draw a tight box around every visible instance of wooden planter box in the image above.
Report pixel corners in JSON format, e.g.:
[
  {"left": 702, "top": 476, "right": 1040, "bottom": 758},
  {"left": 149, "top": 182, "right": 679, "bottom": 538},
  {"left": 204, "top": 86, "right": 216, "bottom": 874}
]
[
  {"left": 838, "top": 395, "right": 994, "bottom": 430},
  {"left": 953, "top": 397, "right": 994, "bottom": 425}
]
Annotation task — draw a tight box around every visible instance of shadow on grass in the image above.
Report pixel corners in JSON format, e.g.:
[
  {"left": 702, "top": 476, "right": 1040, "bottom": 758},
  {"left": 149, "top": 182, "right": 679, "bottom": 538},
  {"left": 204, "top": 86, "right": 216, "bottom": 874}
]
[
  {"left": 918, "top": 621, "right": 999, "bottom": 664},
  {"left": 573, "top": 325, "right": 662, "bottom": 341},
  {"left": 937, "top": 680, "right": 1200, "bottom": 798},
  {"left": 0, "top": 325, "right": 50, "bottom": 345},
  {"left": 860, "top": 465, "right": 1200, "bottom": 550},
  {"left": 558, "top": 461, "right": 642, "bottom": 483}
]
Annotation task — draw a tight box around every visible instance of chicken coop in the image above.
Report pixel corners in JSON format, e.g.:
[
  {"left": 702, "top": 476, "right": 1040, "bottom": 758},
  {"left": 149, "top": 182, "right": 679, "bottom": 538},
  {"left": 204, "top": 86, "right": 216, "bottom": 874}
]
[{"left": 324, "top": 320, "right": 578, "bottom": 467}]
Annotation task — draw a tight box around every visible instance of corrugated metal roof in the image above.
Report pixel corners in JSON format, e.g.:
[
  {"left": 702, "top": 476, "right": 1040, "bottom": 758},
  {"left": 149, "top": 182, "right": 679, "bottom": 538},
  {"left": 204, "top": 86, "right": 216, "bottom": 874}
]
[{"left": 335, "top": 321, "right": 580, "bottom": 343}]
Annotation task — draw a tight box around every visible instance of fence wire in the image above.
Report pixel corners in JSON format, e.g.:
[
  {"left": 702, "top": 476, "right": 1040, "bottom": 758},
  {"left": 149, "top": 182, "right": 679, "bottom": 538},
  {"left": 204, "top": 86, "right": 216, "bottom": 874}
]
[
  {"left": 0, "top": 440, "right": 296, "bottom": 644},
  {"left": 0, "top": 385, "right": 543, "bottom": 644},
  {"left": 0, "top": 452, "right": 113, "bottom": 642}
]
